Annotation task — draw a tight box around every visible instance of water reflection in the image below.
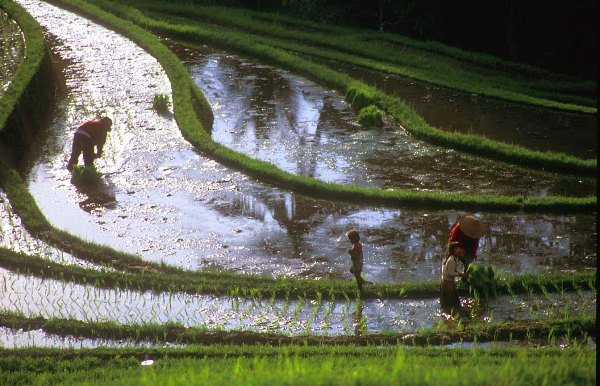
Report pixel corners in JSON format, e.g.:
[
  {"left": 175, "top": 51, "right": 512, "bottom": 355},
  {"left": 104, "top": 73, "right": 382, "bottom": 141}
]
[
  {"left": 173, "top": 41, "right": 595, "bottom": 197},
  {"left": 1, "top": 269, "right": 595, "bottom": 336},
  {"left": 323, "top": 61, "right": 596, "bottom": 159},
  {"left": 0, "top": 327, "right": 180, "bottom": 349},
  {"left": 17, "top": 0, "right": 597, "bottom": 285},
  {"left": 72, "top": 174, "right": 118, "bottom": 213}
]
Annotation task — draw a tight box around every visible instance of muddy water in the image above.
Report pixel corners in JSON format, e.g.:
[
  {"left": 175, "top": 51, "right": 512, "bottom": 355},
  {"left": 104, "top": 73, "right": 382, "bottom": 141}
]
[
  {"left": 15, "top": 0, "right": 597, "bottom": 285},
  {"left": 330, "top": 62, "right": 597, "bottom": 159},
  {"left": 172, "top": 41, "right": 595, "bottom": 197},
  {"left": 1, "top": 269, "right": 595, "bottom": 335},
  {"left": 0, "top": 9, "right": 24, "bottom": 95}
]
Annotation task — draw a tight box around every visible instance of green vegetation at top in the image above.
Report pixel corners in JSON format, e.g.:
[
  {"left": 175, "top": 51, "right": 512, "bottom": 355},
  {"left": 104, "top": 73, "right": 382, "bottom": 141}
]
[
  {"left": 0, "top": 0, "right": 46, "bottom": 135},
  {"left": 77, "top": 0, "right": 597, "bottom": 178},
  {"left": 0, "top": 344, "right": 595, "bottom": 386},
  {"left": 152, "top": 92, "right": 170, "bottom": 113},
  {"left": 126, "top": 0, "right": 596, "bottom": 112}
]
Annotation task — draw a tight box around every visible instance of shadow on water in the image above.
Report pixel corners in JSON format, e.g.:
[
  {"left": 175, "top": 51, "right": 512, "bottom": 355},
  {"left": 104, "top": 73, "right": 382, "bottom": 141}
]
[
  {"left": 13, "top": 1, "right": 597, "bottom": 286},
  {"left": 168, "top": 40, "right": 595, "bottom": 198},
  {"left": 71, "top": 174, "right": 117, "bottom": 213}
]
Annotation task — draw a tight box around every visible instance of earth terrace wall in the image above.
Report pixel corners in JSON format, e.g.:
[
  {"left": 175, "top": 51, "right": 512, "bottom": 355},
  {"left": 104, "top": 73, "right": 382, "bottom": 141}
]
[
  {"left": 0, "top": 0, "right": 54, "bottom": 166},
  {"left": 44, "top": 0, "right": 596, "bottom": 214},
  {"left": 97, "top": 0, "right": 597, "bottom": 176}
]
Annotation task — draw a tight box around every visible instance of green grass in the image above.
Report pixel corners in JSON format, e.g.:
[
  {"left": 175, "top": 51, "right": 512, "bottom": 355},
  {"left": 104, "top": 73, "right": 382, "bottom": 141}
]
[
  {"left": 0, "top": 247, "right": 594, "bottom": 301},
  {"left": 151, "top": 92, "right": 170, "bottom": 113},
  {"left": 0, "top": 345, "right": 595, "bottom": 385},
  {"left": 126, "top": 0, "right": 596, "bottom": 112},
  {"left": 71, "top": 164, "right": 103, "bottom": 185},
  {"left": 357, "top": 105, "right": 384, "bottom": 128},
  {"left": 74, "top": 0, "right": 597, "bottom": 178},
  {"left": 0, "top": 0, "right": 48, "bottom": 135}
]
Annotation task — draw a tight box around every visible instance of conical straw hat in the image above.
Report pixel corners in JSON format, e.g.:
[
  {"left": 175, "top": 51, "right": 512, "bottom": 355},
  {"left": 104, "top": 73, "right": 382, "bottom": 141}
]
[{"left": 458, "top": 214, "right": 489, "bottom": 238}]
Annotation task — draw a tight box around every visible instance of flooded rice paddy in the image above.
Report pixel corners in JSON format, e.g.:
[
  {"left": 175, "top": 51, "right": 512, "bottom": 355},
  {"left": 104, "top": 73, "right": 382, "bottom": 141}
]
[
  {"left": 13, "top": 0, "right": 598, "bottom": 283},
  {"left": 0, "top": 8, "right": 24, "bottom": 95},
  {"left": 0, "top": 191, "right": 106, "bottom": 270},
  {"left": 336, "top": 63, "right": 597, "bottom": 159},
  {"left": 173, "top": 41, "right": 594, "bottom": 196},
  {"left": 0, "top": 326, "right": 181, "bottom": 349},
  {"left": 1, "top": 268, "right": 595, "bottom": 335},
  {"left": 2, "top": 0, "right": 596, "bottom": 344}
]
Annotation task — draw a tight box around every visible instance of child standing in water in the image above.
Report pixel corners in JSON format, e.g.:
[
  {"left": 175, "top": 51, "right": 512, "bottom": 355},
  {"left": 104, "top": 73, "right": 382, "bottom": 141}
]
[
  {"left": 347, "top": 228, "right": 367, "bottom": 291},
  {"left": 440, "top": 241, "right": 466, "bottom": 315}
]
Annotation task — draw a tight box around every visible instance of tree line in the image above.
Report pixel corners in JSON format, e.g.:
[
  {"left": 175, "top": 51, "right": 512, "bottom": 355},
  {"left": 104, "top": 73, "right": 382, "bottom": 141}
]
[{"left": 188, "top": 0, "right": 598, "bottom": 79}]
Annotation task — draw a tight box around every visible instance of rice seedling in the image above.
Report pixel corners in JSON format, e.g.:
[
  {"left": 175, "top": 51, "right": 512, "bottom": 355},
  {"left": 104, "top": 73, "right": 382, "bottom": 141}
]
[
  {"left": 357, "top": 104, "right": 383, "bottom": 128},
  {"left": 70, "top": 164, "right": 103, "bottom": 185},
  {"left": 152, "top": 92, "right": 170, "bottom": 113}
]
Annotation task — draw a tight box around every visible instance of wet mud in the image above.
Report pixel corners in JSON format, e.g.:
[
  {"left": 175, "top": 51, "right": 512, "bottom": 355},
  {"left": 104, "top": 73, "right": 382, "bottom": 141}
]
[{"left": 12, "top": 0, "right": 597, "bottom": 286}]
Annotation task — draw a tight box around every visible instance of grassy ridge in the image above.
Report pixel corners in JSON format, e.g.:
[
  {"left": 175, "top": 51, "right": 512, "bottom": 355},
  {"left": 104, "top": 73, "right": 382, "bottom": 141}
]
[
  {"left": 0, "top": 344, "right": 595, "bottom": 385},
  {"left": 0, "top": 310, "right": 595, "bottom": 346},
  {"left": 1, "top": 247, "right": 594, "bottom": 300},
  {"left": 130, "top": 0, "right": 596, "bottom": 111},
  {"left": 85, "top": 0, "right": 598, "bottom": 177},
  {"left": 0, "top": 0, "right": 48, "bottom": 135}
]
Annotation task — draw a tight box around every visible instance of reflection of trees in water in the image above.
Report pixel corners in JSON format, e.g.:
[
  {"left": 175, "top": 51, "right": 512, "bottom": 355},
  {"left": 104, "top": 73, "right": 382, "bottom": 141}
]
[
  {"left": 208, "top": 188, "right": 354, "bottom": 261},
  {"left": 173, "top": 44, "right": 596, "bottom": 275}
]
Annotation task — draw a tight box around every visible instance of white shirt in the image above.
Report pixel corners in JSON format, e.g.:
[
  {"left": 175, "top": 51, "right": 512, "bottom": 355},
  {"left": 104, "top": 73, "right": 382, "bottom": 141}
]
[{"left": 442, "top": 255, "right": 462, "bottom": 281}]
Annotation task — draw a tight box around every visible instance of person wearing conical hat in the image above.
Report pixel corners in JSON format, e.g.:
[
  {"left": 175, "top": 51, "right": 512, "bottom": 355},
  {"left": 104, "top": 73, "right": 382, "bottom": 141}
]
[{"left": 448, "top": 214, "right": 489, "bottom": 269}]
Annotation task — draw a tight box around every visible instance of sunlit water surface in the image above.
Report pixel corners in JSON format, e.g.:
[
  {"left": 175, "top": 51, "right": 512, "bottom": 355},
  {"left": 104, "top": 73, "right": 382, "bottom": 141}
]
[
  {"left": 13, "top": 0, "right": 597, "bottom": 284},
  {"left": 173, "top": 41, "right": 595, "bottom": 197},
  {"left": 1, "top": 268, "right": 595, "bottom": 336}
]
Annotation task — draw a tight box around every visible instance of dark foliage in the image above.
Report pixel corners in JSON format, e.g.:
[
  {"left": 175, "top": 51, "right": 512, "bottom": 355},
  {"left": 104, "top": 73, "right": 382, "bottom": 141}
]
[{"left": 181, "top": 0, "right": 598, "bottom": 78}]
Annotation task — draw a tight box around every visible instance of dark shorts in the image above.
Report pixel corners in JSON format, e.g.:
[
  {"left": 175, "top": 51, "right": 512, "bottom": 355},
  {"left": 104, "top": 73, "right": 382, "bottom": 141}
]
[
  {"left": 68, "top": 133, "right": 95, "bottom": 167},
  {"left": 440, "top": 280, "right": 461, "bottom": 313},
  {"left": 350, "top": 261, "right": 363, "bottom": 275}
]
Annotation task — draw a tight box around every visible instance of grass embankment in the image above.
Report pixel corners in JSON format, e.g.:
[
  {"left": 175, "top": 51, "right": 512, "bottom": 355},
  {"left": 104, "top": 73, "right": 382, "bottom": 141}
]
[
  {"left": 79, "top": 0, "right": 598, "bottom": 178},
  {"left": 125, "top": 0, "right": 596, "bottom": 112},
  {"left": 0, "top": 309, "right": 595, "bottom": 347},
  {"left": 1, "top": 157, "right": 594, "bottom": 301},
  {"left": 0, "top": 0, "right": 44, "bottom": 133},
  {"left": 0, "top": 247, "right": 594, "bottom": 300},
  {"left": 47, "top": 0, "right": 597, "bottom": 212},
  {"left": 0, "top": 0, "right": 594, "bottom": 302},
  {"left": 0, "top": 345, "right": 595, "bottom": 385},
  {"left": 0, "top": 0, "right": 53, "bottom": 164}
]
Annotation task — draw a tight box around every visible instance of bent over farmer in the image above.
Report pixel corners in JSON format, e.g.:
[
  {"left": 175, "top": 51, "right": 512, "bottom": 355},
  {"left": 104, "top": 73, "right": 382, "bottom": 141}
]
[
  {"left": 66, "top": 116, "right": 112, "bottom": 171},
  {"left": 448, "top": 213, "right": 489, "bottom": 270}
]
